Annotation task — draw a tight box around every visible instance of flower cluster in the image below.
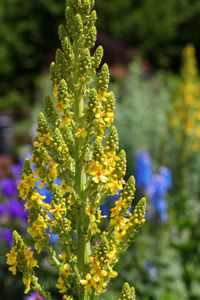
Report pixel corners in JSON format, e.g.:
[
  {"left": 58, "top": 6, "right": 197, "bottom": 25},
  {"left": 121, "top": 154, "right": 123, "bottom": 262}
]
[
  {"left": 0, "top": 163, "right": 28, "bottom": 245},
  {"left": 7, "top": 1, "right": 146, "bottom": 299},
  {"left": 169, "top": 44, "right": 200, "bottom": 156},
  {"left": 6, "top": 231, "right": 38, "bottom": 294},
  {"left": 135, "top": 150, "right": 172, "bottom": 221}
]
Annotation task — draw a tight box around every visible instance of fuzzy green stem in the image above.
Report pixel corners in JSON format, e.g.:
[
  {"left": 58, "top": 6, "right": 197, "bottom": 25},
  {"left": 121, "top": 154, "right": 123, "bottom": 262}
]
[
  {"left": 46, "top": 246, "right": 61, "bottom": 269},
  {"left": 32, "top": 276, "right": 52, "bottom": 300},
  {"left": 73, "top": 61, "right": 90, "bottom": 299}
]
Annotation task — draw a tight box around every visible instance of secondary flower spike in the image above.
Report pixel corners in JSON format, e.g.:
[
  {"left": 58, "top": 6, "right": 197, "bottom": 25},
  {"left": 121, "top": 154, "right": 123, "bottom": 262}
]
[{"left": 7, "top": 0, "right": 146, "bottom": 299}]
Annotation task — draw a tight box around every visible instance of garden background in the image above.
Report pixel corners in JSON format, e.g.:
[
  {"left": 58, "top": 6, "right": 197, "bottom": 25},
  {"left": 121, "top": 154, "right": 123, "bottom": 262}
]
[{"left": 1, "top": 0, "right": 200, "bottom": 299}]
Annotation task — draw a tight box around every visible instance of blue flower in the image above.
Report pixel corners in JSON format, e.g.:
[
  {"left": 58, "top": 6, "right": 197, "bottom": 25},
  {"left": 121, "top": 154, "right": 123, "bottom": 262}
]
[
  {"left": 35, "top": 178, "right": 62, "bottom": 204},
  {"left": 45, "top": 226, "right": 58, "bottom": 243},
  {"left": 135, "top": 150, "right": 172, "bottom": 221},
  {"left": 148, "top": 174, "right": 168, "bottom": 199},
  {"left": 135, "top": 150, "right": 153, "bottom": 190},
  {"left": 159, "top": 166, "right": 172, "bottom": 190},
  {"left": 147, "top": 170, "right": 171, "bottom": 220},
  {"left": 144, "top": 262, "right": 158, "bottom": 281},
  {"left": 100, "top": 191, "right": 121, "bottom": 217}
]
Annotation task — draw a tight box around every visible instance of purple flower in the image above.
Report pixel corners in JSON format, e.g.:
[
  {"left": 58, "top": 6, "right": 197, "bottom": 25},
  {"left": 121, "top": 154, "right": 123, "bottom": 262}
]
[
  {"left": 7, "top": 198, "right": 25, "bottom": 219},
  {"left": 0, "top": 202, "right": 7, "bottom": 216},
  {"left": 10, "top": 164, "right": 21, "bottom": 177},
  {"left": 1, "top": 178, "right": 16, "bottom": 197},
  {"left": 24, "top": 291, "right": 44, "bottom": 300},
  {"left": 10, "top": 164, "right": 21, "bottom": 185},
  {"left": 1, "top": 228, "right": 13, "bottom": 245},
  {"left": 135, "top": 150, "right": 153, "bottom": 190}
]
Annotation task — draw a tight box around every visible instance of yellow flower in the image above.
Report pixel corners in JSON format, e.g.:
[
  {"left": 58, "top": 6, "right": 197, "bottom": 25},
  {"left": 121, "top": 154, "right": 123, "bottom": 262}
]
[
  {"left": 90, "top": 221, "right": 101, "bottom": 235},
  {"left": 106, "top": 180, "right": 123, "bottom": 195},
  {"left": 195, "top": 125, "right": 200, "bottom": 137},
  {"left": 41, "top": 132, "right": 52, "bottom": 145},
  {"left": 75, "top": 128, "right": 87, "bottom": 138},
  {"left": 24, "top": 247, "right": 38, "bottom": 269},
  {"left": 61, "top": 180, "right": 72, "bottom": 194},
  {"left": 184, "top": 95, "right": 195, "bottom": 105},
  {"left": 80, "top": 273, "right": 92, "bottom": 292},
  {"left": 17, "top": 184, "right": 29, "bottom": 200},
  {"left": 92, "top": 276, "right": 106, "bottom": 293},
  {"left": 48, "top": 161, "right": 58, "bottom": 178},
  {"left": 22, "top": 173, "right": 37, "bottom": 189},
  {"left": 60, "top": 263, "right": 70, "bottom": 277},
  {"left": 6, "top": 247, "right": 18, "bottom": 275},
  {"left": 86, "top": 204, "right": 96, "bottom": 222},
  {"left": 91, "top": 264, "right": 107, "bottom": 278},
  {"left": 56, "top": 276, "right": 67, "bottom": 293},
  {"left": 23, "top": 276, "right": 31, "bottom": 294}
]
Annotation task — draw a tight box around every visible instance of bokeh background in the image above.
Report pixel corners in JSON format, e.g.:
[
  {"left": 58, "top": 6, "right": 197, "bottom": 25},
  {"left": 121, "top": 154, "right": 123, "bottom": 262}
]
[{"left": 1, "top": 0, "right": 200, "bottom": 299}]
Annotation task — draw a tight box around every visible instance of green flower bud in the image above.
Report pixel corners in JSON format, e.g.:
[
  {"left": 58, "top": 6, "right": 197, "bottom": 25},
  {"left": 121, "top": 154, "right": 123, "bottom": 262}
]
[
  {"left": 92, "top": 139, "right": 104, "bottom": 161},
  {"left": 65, "top": 5, "right": 74, "bottom": 35},
  {"left": 60, "top": 125, "right": 74, "bottom": 144},
  {"left": 132, "top": 197, "right": 146, "bottom": 227},
  {"left": 51, "top": 128, "right": 68, "bottom": 164},
  {"left": 37, "top": 112, "right": 49, "bottom": 135},
  {"left": 87, "top": 9, "right": 97, "bottom": 27},
  {"left": 106, "top": 126, "right": 119, "bottom": 151},
  {"left": 122, "top": 176, "right": 135, "bottom": 200},
  {"left": 50, "top": 62, "right": 61, "bottom": 86},
  {"left": 85, "top": 88, "right": 99, "bottom": 123},
  {"left": 52, "top": 184, "right": 64, "bottom": 205},
  {"left": 81, "top": 0, "right": 91, "bottom": 15},
  {"left": 44, "top": 95, "right": 58, "bottom": 127},
  {"left": 104, "top": 92, "right": 115, "bottom": 112},
  {"left": 58, "top": 24, "right": 67, "bottom": 44},
  {"left": 91, "top": 45, "right": 103, "bottom": 70},
  {"left": 119, "top": 282, "right": 136, "bottom": 300},
  {"left": 96, "top": 63, "right": 109, "bottom": 95},
  {"left": 78, "top": 48, "right": 91, "bottom": 78},
  {"left": 84, "top": 25, "right": 97, "bottom": 48},
  {"left": 22, "top": 159, "right": 33, "bottom": 176},
  {"left": 73, "top": 13, "right": 83, "bottom": 38},
  {"left": 55, "top": 49, "right": 68, "bottom": 80},
  {"left": 58, "top": 79, "right": 69, "bottom": 102},
  {"left": 115, "top": 150, "right": 126, "bottom": 178},
  {"left": 12, "top": 230, "right": 24, "bottom": 249}
]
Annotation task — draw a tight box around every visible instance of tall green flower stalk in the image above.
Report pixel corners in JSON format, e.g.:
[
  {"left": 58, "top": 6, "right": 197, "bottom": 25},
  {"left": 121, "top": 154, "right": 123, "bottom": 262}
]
[{"left": 6, "top": 1, "right": 146, "bottom": 299}]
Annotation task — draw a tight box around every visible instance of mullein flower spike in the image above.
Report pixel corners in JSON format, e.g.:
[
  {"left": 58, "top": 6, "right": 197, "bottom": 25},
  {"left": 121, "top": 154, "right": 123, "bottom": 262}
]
[
  {"left": 169, "top": 44, "right": 200, "bottom": 156},
  {"left": 7, "top": 0, "right": 146, "bottom": 298}
]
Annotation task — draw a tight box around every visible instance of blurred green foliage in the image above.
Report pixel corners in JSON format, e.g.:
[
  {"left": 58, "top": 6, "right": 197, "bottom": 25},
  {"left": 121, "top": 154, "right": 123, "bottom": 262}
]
[
  {"left": 0, "top": 0, "right": 65, "bottom": 111},
  {"left": 2, "top": 0, "right": 200, "bottom": 111},
  {"left": 105, "top": 223, "right": 187, "bottom": 300},
  {"left": 112, "top": 55, "right": 200, "bottom": 300},
  {"left": 113, "top": 59, "right": 170, "bottom": 177},
  {"left": 96, "top": 0, "right": 200, "bottom": 69}
]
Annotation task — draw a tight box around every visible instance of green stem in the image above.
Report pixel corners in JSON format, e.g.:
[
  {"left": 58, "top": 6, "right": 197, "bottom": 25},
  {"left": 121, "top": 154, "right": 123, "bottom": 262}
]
[
  {"left": 46, "top": 246, "right": 61, "bottom": 269},
  {"left": 73, "top": 58, "right": 91, "bottom": 299},
  {"left": 32, "top": 276, "right": 52, "bottom": 300}
]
